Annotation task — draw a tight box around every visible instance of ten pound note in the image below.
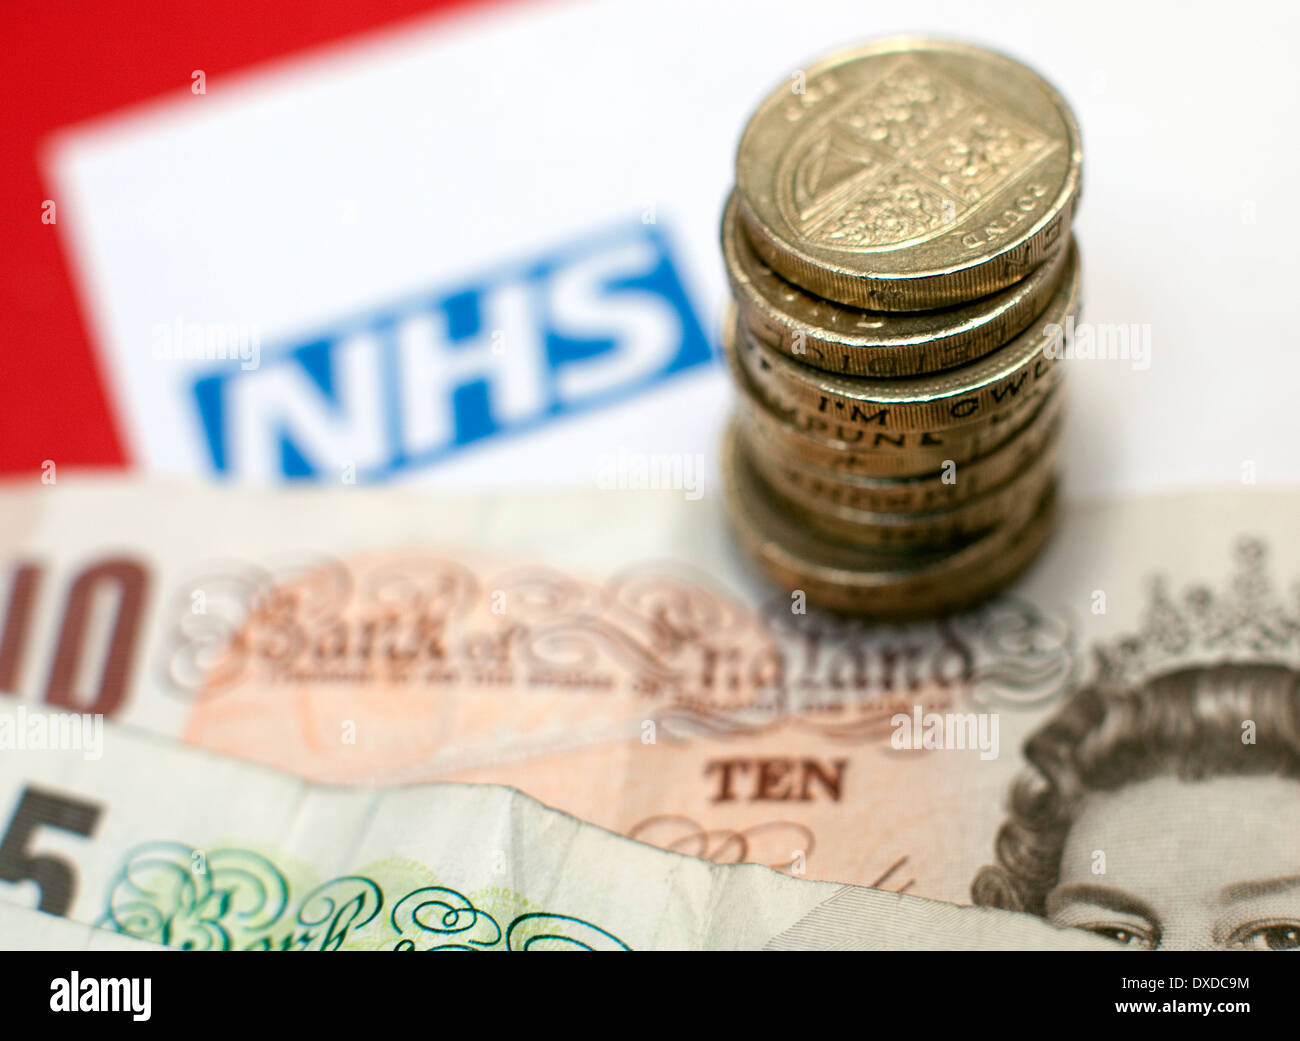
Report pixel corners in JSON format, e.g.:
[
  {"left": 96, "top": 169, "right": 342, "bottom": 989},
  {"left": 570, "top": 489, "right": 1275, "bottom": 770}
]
[{"left": 0, "top": 478, "right": 1297, "bottom": 950}]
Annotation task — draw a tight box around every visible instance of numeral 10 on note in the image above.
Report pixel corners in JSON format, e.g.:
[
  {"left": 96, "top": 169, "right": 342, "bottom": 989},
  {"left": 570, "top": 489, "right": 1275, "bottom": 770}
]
[{"left": 0, "top": 559, "right": 149, "bottom": 718}]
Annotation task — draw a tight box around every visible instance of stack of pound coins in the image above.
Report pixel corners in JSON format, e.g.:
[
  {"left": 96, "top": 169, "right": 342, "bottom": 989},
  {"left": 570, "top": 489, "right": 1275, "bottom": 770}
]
[{"left": 719, "top": 37, "right": 1083, "bottom": 618}]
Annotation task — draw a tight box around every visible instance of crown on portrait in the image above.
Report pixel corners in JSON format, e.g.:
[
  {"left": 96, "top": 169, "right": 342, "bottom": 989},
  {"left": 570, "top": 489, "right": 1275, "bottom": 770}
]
[{"left": 1093, "top": 536, "right": 1300, "bottom": 689}]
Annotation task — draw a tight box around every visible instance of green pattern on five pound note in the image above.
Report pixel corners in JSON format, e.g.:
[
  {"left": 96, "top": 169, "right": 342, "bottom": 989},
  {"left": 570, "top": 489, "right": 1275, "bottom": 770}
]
[{"left": 96, "top": 843, "right": 630, "bottom": 951}]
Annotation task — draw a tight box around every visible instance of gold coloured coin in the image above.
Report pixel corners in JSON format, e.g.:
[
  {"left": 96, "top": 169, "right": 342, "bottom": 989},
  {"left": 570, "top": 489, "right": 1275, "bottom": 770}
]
[
  {"left": 746, "top": 415, "right": 1061, "bottom": 549},
  {"left": 735, "top": 37, "right": 1082, "bottom": 310},
  {"left": 749, "top": 386, "right": 1064, "bottom": 514},
  {"left": 722, "top": 420, "right": 1058, "bottom": 616},
  {"left": 723, "top": 191, "right": 1069, "bottom": 377},
  {"left": 733, "top": 239, "right": 1078, "bottom": 432},
  {"left": 726, "top": 313, "right": 1058, "bottom": 477}
]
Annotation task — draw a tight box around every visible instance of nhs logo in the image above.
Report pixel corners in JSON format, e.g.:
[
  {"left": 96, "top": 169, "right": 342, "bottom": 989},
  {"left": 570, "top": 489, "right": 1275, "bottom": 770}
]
[{"left": 191, "top": 222, "right": 711, "bottom": 480}]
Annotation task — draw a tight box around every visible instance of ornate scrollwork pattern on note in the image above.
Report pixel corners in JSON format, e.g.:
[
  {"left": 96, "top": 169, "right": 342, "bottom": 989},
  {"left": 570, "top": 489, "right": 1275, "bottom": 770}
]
[
  {"left": 390, "top": 886, "right": 503, "bottom": 950},
  {"left": 100, "top": 844, "right": 290, "bottom": 950},
  {"left": 628, "top": 815, "right": 814, "bottom": 873},
  {"left": 956, "top": 595, "right": 1079, "bottom": 709},
  {"left": 159, "top": 564, "right": 280, "bottom": 696},
  {"left": 291, "top": 877, "right": 384, "bottom": 951},
  {"left": 505, "top": 914, "right": 631, "bottom": 951},
  {"left": 99, "top": 846, "right": 628, "bottom": 951},
  {"left": 606, "top": 565, "right": 752, "bottom": 650},
  {"left": 157, "top": 549, "right": 1083, "bottom": 745},
  {"left": 388, "top": 887, "right": 630, "bottom": 950},
  {"left": 159, "top": 554, "right": 483, "bottom": 696}
]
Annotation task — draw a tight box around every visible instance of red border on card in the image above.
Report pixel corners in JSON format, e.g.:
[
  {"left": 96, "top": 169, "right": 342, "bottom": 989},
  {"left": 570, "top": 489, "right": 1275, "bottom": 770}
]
[{"left": 0, "top": 0, "right": 500, "bottom": 475}]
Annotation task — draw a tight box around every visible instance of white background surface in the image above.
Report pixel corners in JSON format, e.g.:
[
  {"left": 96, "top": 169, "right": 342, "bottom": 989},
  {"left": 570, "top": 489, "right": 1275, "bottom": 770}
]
[{"left": 49, "top": 0, "right": 1300, "bottom": 498}]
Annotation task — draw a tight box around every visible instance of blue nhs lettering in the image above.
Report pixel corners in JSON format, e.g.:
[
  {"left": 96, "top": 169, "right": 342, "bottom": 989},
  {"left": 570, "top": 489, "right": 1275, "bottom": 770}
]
[{"left": 192, "top": 222, "right": 710, "bottom": 479}]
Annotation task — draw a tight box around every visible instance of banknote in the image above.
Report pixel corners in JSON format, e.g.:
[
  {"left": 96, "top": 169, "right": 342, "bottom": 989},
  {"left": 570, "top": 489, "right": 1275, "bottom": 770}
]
[
  {"left": 1, "top": 478, "right": 1298, "bottom": 950},
  {"left": 0, "top": 716, "right": 1114, "bottom": 950},
  {"left": 0, "top": 903, "right": 162, "bottom": 951}
]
